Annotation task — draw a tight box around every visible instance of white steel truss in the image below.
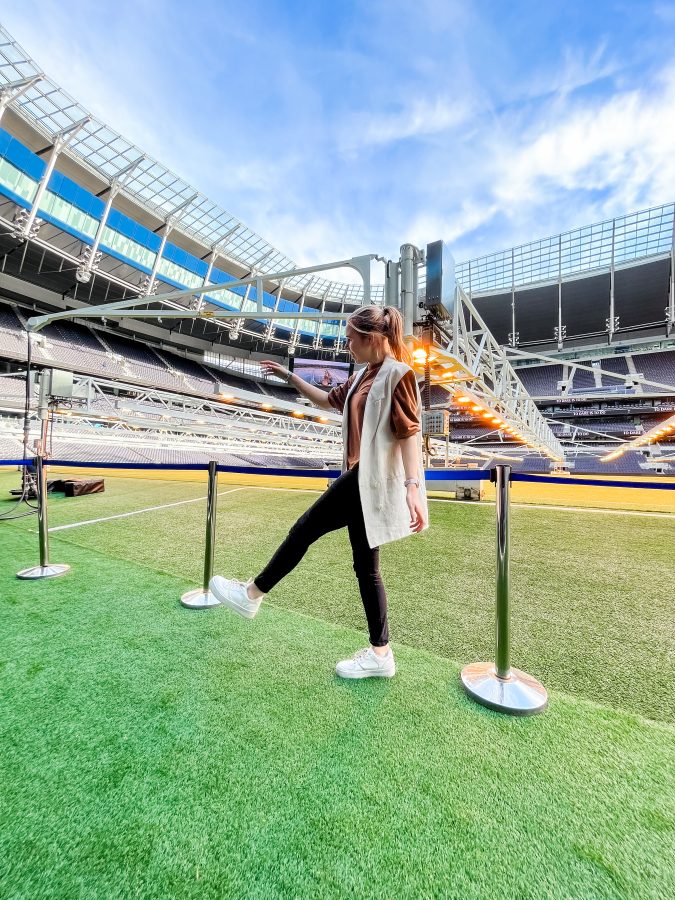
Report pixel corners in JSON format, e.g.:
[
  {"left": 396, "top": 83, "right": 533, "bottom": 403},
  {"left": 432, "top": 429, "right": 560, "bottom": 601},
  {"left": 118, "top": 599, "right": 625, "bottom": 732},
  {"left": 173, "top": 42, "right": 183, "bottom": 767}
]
[
  {"left": 434, "top": 284, "right": 565, "bottom": 459},
  {"left": 0, "top": 371, "right": 344, "bottom": 462}
]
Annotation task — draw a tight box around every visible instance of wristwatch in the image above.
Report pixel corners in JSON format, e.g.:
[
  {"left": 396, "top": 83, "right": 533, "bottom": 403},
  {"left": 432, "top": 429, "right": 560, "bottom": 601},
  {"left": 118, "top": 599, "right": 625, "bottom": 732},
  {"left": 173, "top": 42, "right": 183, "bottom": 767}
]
[{"left": 404, "top": 478, "right": 420, "bottom": 488}]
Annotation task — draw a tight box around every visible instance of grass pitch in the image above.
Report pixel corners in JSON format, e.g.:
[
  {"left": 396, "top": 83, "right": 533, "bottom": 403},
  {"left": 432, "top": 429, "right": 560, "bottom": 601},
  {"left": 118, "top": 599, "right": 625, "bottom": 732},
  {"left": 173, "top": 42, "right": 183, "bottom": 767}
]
[{"left": 1, "top": 470, "right": 674, "bottom": 898}]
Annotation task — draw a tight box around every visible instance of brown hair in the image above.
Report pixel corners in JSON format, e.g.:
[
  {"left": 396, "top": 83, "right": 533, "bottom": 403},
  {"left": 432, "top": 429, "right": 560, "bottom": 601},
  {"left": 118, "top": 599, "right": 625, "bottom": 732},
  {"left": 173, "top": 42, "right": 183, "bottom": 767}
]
[{"left": 348, "top": 305, "right": 411, "bottom": 364}]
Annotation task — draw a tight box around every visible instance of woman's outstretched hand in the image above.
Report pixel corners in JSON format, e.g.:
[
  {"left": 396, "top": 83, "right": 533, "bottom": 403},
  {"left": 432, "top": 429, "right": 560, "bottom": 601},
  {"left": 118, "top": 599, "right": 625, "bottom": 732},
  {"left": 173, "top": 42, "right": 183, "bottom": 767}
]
[
  {"left": 260, "top": 360, "right": 291, "bottom": 381},
  {"left": 406, "top": 484, "right": 426, "bottom": 533}
]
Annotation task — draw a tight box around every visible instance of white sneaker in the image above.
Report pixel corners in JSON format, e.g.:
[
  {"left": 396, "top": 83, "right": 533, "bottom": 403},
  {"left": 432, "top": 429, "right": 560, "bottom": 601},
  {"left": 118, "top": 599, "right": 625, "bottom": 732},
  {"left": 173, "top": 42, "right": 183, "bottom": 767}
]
[
  {"left": 209, "top": 577, "right": 263, "bottom": 619},
  {"left": 335, "top": 647, "right": 396, "bottom": 679}
]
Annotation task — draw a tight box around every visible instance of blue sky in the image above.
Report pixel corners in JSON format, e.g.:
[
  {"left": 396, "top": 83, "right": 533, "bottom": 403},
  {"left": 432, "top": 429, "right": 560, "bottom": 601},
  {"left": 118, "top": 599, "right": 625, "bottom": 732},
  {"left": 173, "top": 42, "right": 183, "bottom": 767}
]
[{"left": 3, "top": 0, "right": 675, "bottom": 271}]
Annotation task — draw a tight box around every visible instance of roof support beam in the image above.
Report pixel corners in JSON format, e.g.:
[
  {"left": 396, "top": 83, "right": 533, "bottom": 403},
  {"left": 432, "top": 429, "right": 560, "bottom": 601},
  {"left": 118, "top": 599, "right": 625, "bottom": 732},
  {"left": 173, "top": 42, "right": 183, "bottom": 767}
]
[
  {"left": 0, "top": 74, "right": 43, "bottom": 125},
  {"left": 76, "top": 156, "right": 144, "bottom": 284},
  {"left": 20, "top": 115, "right": 91, "bottom": 241},
  {"left": 25, "top": 255, "right": 377, "bottom": 332}
]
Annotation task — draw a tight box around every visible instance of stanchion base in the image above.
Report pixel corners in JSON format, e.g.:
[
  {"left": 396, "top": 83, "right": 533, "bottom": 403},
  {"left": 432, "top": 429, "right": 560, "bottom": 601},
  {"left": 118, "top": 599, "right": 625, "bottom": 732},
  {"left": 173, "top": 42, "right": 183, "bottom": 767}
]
[
  {"left": 17, "top": 564, "right": 70, "bottom": 580},
  {"left": 180, "top": 588, "right": 221, "bottom": 609},
  {"left": 460, "top": 662, "right": 548, "bottom": 716}
]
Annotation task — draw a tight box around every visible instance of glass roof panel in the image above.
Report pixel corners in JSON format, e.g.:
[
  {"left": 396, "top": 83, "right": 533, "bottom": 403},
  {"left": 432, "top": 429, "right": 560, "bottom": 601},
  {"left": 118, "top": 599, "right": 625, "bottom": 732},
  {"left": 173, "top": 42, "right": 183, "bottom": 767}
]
[
  {"left": 456, "top": 203, "right": 674, "bottom": 295},
  {"left": 0, "top": 26, "right": 381, "bottom": 304}
]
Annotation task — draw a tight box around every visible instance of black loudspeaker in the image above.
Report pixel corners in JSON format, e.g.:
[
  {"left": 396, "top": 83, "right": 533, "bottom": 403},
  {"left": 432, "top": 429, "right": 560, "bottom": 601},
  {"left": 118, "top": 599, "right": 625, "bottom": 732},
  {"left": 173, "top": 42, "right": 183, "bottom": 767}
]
[
  {"left": 425, "top": 240, "right": 443, "bottom": 310},
  {"left": 425, "top": 240, "right": 453, "bottom": 318}
]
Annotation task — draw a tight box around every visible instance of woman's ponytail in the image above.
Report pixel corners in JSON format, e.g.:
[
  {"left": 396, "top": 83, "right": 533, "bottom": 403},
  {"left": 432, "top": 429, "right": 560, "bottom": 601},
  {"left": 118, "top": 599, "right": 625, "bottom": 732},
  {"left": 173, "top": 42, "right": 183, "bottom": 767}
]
[{"left": 382, "top": 306, "right": 411, "bottom": 364}]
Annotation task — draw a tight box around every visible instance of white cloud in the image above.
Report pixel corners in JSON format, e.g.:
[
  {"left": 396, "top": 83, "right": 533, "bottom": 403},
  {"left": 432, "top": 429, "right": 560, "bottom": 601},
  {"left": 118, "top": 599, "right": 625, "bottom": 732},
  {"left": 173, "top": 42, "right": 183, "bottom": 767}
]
[
  {"left": 493, "top": 64, "right": 675, "bottom": 216},
  {"left": 410, "top": 61, "right": 675, "bottom": 261},
  {"left": 341, "top": 95, "right": 475, "bottom": 152}
]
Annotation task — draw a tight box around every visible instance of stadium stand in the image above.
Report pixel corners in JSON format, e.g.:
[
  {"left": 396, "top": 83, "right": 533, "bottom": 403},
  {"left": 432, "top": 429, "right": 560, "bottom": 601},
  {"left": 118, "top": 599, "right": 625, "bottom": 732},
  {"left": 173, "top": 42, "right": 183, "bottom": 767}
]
[
  {"left": 0, "top": 306, "right": 27, "bottom": 357},
  {"left": 571, "top": 366, "right": 597, "bottom": 392},
  {"left": 632, "top": 351, "right": 675, "bottom": 389},
  {"left": 600, "top": 356, "right": 630, "bottom": 387},
  {"left": 417, "top": 385, "right": 449, "bottom": 406},
  {"left": 0, "top": 436, "right": 23, "bottom": 456},
  {"left": 103, "top": 333, "right": 184, "bottom": 390},
  {"left": 571, "top": 451, "right": 672, "bottom": 474},
  {"left": 153, "top": 348, "right": 217, "bottom": 383},
  {"left": 0, "top": 43, "right": 671, "bottom": 479},
  {"left": 513, "top": 353, "right": 675, "bottom": 398},
  {"left": 0, "top": 376, "right": 26, "bottom": 397},
  {"left": 260, "top": 382, "right": 303, "bottom": 401},
  {"left": 514, "top": 365, "right": 564, "bottom": 396},
  {"left": 0, "top": 300, "right": 306, "bottom": 402},
  {"left": 239, "top": 453, "right": 328, "bottom": 469}
]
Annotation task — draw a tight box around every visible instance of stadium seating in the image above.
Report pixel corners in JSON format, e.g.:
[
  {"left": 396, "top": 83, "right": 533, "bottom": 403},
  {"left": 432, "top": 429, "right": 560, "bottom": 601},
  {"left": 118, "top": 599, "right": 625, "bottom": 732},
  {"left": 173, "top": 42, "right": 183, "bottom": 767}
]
[
  {"left": 0, "top": 436, "right": 23, "bottom": 457},
  {"left": 0, "top": 300, "right": 290, "bottom": 399},
  {"left": 260, "top": 382, "right": 303, "bottom": 401},
  {"left": 513, "top": 353, "right": 675, "bottom": 398},
  {"left": 570, "top": 366, "right": 596, "bottom": 392},
  {"left": 0, "top": 376, "right": 26, "bottom": 397},
  {"left": 514, "top": 365, "right": 564, "bottom": 396},
  {"left": 0, "top": 306, "right": 27, "bottom": 357},
  {"left": 600, "top": 356, "right": 630, "bottom": 388},
  {"left": 632, "top": 351, "right": 675, "bottom": 390}
]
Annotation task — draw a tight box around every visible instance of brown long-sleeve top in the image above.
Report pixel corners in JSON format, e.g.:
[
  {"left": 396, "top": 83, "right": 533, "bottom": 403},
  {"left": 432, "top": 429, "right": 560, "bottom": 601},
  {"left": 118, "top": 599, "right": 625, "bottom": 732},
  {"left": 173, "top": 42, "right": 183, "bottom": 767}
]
[{"left": 327, "top": 362, "right": 420, "bottom": 469}]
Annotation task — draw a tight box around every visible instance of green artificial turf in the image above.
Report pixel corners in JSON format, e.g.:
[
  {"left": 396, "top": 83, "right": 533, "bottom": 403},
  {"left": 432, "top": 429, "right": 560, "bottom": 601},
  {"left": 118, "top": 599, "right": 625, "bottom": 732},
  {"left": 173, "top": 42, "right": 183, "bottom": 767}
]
[
  {"left": 4, "top": 472, "right": 672, "bottom": 723},
  {"left": 1, "top": 472, "right": 674, "bottom": 898}
]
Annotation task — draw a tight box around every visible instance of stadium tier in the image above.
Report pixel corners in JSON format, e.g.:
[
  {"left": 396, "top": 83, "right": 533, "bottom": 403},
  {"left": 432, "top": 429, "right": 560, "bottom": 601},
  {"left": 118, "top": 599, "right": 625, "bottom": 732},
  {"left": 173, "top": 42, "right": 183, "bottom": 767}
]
[
  {"left": 2, "top": 295, "right": 675, "bottom": 472},
  {"left": 0, "top": 299, "right": 297, "bottom": 401}
]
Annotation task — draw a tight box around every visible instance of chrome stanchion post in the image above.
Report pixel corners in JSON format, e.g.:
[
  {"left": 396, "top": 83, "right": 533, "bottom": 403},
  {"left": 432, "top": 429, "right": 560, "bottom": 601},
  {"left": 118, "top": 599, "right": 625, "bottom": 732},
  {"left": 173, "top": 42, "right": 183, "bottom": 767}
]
[
  {"left": 495, "top": 463, "right": 510, "bottom": 679},
  {"left": 181, "top": 460, "right": 221, "bottom": 609},
  {"left": 460, "top": 465, "right": 547, "bottom": 715},
  {"left": 17, "top": 455, "right": 70, "bottom": 579}
]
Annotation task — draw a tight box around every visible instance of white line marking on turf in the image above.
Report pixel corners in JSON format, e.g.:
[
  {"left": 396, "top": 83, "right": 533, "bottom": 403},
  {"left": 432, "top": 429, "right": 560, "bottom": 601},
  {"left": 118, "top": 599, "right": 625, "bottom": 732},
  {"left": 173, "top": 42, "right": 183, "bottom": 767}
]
[
  {"left": 426, "top": 497, "right": 674, "bottom": 518},
  {"left": 48, "top": 488, "right": 244, "bottom": 532},
  {"left": 511, "top": 502, "right": 674, "bottom": 518},
  {"left": 239, "top": 486, "right": 674, "bottom": 518},
  {"left": 243, "top": 485, "right": 323, "bottom": 494}
]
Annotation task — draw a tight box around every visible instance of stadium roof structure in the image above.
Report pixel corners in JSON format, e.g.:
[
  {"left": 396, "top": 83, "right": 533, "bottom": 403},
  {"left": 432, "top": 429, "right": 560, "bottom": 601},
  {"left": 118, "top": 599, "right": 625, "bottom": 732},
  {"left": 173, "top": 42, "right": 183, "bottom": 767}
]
[
  {"left": 456, "top": 205, "right": 674, "bottom": 296},
  {"left": 0, "top": 26, "right": 380, "bottom": 306},
  {"left": 2, "top": 24, "right": 674, "bottom": 329}
]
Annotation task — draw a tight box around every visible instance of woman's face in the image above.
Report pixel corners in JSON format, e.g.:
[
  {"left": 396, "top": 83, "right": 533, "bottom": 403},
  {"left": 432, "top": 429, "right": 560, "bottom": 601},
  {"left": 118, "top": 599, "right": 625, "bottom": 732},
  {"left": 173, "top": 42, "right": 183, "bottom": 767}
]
[{"left": 345, "top": 323, "right": 371, "bottom": 363}]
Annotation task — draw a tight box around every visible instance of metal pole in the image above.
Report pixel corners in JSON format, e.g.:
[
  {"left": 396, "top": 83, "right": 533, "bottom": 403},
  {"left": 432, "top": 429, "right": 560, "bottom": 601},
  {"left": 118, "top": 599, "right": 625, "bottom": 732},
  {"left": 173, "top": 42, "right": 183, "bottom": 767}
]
[
  {"left": 22, "top": 117, "right": 90, "bottom": 240},
  {"left": 608, "top": 216, "right": 616, "bottom": 342},
  {"left": 181, "top": 461, "right": 221, "bottom": 608},
  {"left": 459, "top": 465, "right": 547, "bottom": 715},
  {"left": 668, "top": 208, "right": 675, "bottom": 336},
  {"left": 17, "top": 455, "right": 70, "bottom": 579},
  {"left": 557, "top": 233, "right": 563, "bottom": 349},
  {"left": 510, "top": 249, "right": 516, "bottom": 347},
  {"left": 37, "top": 455, "right": 48, "bottom": 567},
  {"left": 400, "top": 244, "right": 416, "bottom": 339},
  {"left": 203, "top": 461, "right": 218, "bottom": 592},
  {"left": 384, "top": 260, "right": 400, "bottom": 308},
  {"left": 494, "top": 465, "right": 511, "bottom": 678}
]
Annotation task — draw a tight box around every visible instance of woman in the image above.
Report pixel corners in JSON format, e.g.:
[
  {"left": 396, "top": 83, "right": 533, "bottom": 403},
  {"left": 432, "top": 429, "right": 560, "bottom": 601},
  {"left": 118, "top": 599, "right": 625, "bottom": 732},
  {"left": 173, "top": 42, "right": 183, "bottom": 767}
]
[{"left": 210, "top": 305, "right": 428, "bottom": 679}]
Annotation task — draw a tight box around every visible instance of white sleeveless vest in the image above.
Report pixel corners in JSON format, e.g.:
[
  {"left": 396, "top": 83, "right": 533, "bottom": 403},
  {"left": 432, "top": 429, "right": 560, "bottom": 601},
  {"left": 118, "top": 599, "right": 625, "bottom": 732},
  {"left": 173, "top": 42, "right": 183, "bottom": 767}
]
[{"left": 342, "top": 355, "right": 429, "bottom": 548}]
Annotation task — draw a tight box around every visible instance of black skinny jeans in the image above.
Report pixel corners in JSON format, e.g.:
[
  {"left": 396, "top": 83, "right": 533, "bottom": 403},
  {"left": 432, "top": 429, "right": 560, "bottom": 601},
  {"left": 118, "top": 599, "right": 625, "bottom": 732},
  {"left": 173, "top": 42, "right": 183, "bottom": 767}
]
[{"left": 254, "top": 465, "right": 389, "bottom": 646}]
